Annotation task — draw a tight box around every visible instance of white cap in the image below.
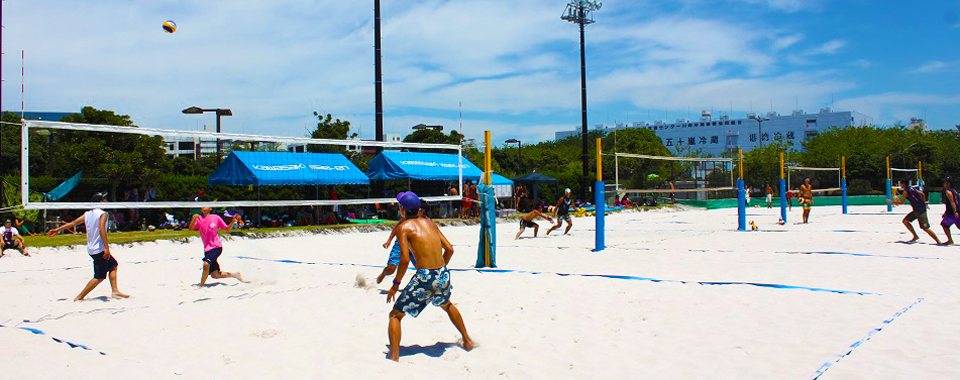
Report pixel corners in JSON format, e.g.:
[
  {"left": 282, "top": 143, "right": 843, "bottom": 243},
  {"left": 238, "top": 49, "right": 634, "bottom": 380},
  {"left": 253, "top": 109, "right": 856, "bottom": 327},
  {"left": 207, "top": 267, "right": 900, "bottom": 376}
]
[{"left": 565, "top": 188, "right": 571, "bottom": 193}]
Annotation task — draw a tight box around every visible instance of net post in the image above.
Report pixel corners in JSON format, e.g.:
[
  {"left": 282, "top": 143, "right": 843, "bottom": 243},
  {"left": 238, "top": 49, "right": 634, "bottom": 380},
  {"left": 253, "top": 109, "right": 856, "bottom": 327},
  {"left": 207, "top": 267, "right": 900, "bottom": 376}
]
[
  {"left": 841, "top": 156, "right": 848, "bottom": 215},
  {"left": 737, "top": 149, "right": 746, "bottom": 231},
  {"left": 886, "top": 156, "right": 893, "bottom": 212},
  {"left": 595, "top": 137, "right": 604, "bottom": 252},
  {"left": 779, "top": 152, "right": 787, "bottom": 224},
  {"left": 476, "top": 131, "right": 496, "bottom": 268},
  {"left": 20, "top": 119, "right": 29, "bottom": 207}
]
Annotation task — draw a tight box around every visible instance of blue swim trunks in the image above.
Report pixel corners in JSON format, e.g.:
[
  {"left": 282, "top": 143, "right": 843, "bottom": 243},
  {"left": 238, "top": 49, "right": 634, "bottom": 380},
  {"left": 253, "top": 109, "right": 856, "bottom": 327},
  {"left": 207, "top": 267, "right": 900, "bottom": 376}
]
[
  {"left": 393, "top": 266, "right": 452, "bottom": 318},
  {"left": 387, "top": 241, "right": 416, "bottom": 267}
]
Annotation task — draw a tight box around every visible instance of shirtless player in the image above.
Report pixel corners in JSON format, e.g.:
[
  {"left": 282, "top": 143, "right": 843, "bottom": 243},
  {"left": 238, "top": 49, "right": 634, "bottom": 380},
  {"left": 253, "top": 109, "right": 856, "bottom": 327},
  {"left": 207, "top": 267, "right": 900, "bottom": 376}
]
[
  {"left": 515, "top": 205, "right": 553, "bottom": 239},
  {"left": 386, "top": 192, "right": 474, "bottom": 361}
]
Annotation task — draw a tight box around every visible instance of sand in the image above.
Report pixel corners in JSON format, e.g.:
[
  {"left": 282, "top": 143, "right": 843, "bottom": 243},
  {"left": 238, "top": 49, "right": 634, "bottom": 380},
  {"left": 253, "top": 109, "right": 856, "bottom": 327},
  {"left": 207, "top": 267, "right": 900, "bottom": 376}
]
[{"left": 1, "top": 204, "right": 958, "bottom": 379}]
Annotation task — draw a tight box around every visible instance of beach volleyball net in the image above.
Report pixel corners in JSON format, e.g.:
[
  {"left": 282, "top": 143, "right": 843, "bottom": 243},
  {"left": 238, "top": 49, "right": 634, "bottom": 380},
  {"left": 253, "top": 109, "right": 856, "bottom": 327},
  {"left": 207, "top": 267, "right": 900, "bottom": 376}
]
[
  {"left": 16, "top": 120, "right": 464, "bottom": 215},
  {"left": 612, "top": 153, "right": 735, "bottom": 202},
  {"left": 890, "top": 168, "right": 922, "bottom": 189},
  {"left": 787, "top": 166, "right": 842, "bottom": 196}
]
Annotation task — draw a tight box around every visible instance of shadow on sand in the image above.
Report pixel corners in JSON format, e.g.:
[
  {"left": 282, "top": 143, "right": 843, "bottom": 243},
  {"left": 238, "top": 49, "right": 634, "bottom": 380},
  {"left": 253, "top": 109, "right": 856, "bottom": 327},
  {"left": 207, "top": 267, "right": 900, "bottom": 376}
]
[{"left": 388, "top": 342, "right": 460, "bottom": 358}]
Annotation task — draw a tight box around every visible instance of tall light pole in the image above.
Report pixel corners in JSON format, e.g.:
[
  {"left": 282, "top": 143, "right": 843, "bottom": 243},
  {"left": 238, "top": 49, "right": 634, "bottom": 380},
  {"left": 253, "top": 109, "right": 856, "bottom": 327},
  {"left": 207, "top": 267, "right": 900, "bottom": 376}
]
[
  {"left": 183, "top": 106, "right": 232, "bottom": 164},
  {"left": 750, "top": 114, "right": 769, "bottom": 150},
  {"left": 562, "top": 0, "right": 602, "bottom": 202},
  {"left": 374, "top": 0, "right": 384, "bottom": 148},
  {"left": 750, "top": 114, "right": 770, "bottom": 184},
  {"left": 505, "top": 139, "right": 522, "bottom": 172}
]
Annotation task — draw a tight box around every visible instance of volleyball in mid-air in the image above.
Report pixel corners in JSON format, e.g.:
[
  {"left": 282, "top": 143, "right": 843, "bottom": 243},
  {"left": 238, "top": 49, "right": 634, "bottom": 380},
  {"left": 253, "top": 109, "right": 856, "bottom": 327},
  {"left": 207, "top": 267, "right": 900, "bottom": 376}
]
[{"left": 163, "top": 20, "right": 177, "bottom": 34}]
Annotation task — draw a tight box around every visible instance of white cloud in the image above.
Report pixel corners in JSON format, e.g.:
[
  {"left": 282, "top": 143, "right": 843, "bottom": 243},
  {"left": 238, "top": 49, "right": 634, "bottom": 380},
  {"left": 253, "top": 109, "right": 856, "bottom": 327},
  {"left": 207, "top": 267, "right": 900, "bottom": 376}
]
[
  {"left": 1, "top": 0, "right": 902, "bottom": 143},
  {"left": 805, "top": 39, "right": 846, "bottom": 55},
  {"left": 910, "top": 61, "right": 948, "bottom": 74},
  {"left": 772, "top": 34, "right": 803, "bottom": 51},
  {"left": 834, "top": 93, "right": 960, "bottom": 126},
  {"left": 731, "top": 0, "right": 826, "bottom": 12}
]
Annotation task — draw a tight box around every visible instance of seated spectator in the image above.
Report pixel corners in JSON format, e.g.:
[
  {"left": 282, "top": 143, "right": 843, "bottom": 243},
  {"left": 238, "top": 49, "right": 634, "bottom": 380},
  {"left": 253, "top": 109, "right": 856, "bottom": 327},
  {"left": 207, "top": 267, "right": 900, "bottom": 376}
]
[
  {"left": 0, "top": 219, "right": 29, "bottom": 257},
  {"left": 13, "top": 218, "right": 38, "bottom": 236}
]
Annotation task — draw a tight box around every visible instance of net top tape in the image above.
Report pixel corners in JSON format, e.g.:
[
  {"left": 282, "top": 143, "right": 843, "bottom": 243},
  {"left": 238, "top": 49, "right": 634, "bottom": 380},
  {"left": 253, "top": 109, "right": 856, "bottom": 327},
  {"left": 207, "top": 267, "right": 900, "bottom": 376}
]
[
  {"left": 788, "top": 166, "right": 841, "bottom": 172},
  {"left": 24, "top": 120, "right": 461, "bottom": 150},
  {"left": 22, "top": 195, "right": 463, "bottom": 210},
  {"left": 890, "top": 168, "right": 920, "bottom": 172},
  {"left": 614, "top": 152, "right": 733, "bottom": 163}
]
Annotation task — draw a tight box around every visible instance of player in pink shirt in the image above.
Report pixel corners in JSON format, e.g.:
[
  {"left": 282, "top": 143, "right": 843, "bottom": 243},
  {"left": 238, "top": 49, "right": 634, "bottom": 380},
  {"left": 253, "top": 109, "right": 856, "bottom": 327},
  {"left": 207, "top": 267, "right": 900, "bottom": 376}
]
[{"left": 190, "top": 207, "right": 246, "bottom": 287}]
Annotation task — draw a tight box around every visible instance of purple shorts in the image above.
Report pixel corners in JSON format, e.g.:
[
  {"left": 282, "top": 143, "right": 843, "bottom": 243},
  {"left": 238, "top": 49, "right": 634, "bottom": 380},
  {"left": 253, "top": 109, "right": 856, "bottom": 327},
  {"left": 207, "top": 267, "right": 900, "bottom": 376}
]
[{"left": 943, "top": 214, "right": 960, "bottom": 228}]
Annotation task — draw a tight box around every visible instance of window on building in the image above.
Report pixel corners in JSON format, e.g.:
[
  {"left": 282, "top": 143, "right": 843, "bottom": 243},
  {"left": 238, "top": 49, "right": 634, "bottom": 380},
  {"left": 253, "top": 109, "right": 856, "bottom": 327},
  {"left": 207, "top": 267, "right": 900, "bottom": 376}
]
[
  {"left": 178, "top": 141, "right": 195, "bottom": 151},
  {"left": 805, "top": 131, "right": 818, "bottom": 139},
  {"left": 726, "top": 135, "right": 738, "bottom": 146}
]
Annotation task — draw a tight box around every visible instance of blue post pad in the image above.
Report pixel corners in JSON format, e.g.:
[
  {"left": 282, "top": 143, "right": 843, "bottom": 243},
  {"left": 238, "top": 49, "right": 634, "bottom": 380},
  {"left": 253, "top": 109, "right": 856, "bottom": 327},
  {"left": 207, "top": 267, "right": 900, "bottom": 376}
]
[
  {"left": 779, "top": 178, "right": 787, "bottom": 223},
  {"left": 886, "top": 179, "right": 893, "bottom": 212},
  {"left": 842, "top": 178, "right": 848, "bottom": 214},
  {"left": 475, "top": 185, "right": 497, "bottom": 268},
  {"left": 737, "top": 179, "right": 746, "bottom": 231},
  {"left": 594, "top": 181, "right": 605, "bottom": 252}
]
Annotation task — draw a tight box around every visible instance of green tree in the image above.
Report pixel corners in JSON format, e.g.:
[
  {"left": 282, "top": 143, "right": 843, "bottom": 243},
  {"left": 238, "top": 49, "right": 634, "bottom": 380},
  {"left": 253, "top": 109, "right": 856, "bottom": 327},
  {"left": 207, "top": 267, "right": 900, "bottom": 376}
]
[
  {"left": 308, "top": 111, "right": 354, "bottom": 154},
  {"left": 55, "top": 107, "right": 166, "bottom": 200}
]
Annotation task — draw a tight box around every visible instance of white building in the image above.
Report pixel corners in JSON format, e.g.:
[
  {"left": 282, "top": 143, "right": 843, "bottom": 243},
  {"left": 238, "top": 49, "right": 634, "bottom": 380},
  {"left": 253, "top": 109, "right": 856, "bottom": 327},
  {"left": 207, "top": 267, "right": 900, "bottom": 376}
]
[{"left": 555, "top": 108, "right": 874, "bottom": 156}]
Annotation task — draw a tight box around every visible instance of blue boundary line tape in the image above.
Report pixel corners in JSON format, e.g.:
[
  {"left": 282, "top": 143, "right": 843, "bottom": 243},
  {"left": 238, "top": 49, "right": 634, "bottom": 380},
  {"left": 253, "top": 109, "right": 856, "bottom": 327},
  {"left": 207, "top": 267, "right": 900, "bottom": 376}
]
[
  {"left": 778, "top": 251, "right": 941, "bottom": 260},
  {"left": 232, "top": 256, "right": 879, "bottom": 296},
  {"left": 1, "top": 324, "right": 106, "bottom": 355},
  {"left": 808, "top": 297, "right": 924, "bottom": 380}
]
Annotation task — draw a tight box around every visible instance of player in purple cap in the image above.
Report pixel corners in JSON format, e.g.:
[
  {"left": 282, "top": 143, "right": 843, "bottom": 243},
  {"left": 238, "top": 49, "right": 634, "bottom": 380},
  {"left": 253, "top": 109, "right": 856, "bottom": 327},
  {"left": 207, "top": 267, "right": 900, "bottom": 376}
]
[
  {"left": 376, "top": 192, "right": 419, "bottom": 284},
  {"left": 386, "top": 191, "right": 473, "bottom": 361}
]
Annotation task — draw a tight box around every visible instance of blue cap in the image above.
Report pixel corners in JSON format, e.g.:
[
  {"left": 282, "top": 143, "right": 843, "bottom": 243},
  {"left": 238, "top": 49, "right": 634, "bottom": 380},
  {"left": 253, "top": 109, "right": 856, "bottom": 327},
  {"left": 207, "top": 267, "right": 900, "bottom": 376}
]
[
  {"left": 396, "top": 191, "right": 410, "bottom": 203},
  {"left": 399, "top": 192, "right": 421, "bottom": 212}
]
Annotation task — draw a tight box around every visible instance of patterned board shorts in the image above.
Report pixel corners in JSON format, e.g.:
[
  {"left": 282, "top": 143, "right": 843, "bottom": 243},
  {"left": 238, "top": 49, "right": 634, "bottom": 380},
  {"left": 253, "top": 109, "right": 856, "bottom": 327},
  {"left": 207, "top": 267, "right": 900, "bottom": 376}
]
[
  {"left": 386, "top": 241, "right": 416, "bottom": 267},
  {"left": 393, "top": 266, "right": 452, "bottom": 318}
]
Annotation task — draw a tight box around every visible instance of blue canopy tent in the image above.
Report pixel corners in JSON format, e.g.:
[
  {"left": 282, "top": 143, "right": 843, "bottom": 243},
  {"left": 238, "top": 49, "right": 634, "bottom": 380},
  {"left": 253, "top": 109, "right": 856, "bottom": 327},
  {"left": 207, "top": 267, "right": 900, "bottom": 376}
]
[
  {"left": 366, "top": 151, "right": 482, "bottom": 181},
  {"left": 366, "top": 151, "right": 513, "bottom": 196},
  {"left": 208, "top": 151, "right": 370, "bottom": 225},
  {"left": 209, "top": 151, "right": 369, "bottom": 186}
]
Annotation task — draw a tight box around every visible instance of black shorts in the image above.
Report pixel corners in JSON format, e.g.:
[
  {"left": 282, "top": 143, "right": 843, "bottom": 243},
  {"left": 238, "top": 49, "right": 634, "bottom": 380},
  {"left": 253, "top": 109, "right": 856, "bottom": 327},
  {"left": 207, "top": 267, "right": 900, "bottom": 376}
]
[
  {"left": 90, "top": 252, "right": 118, "bottom": 280},
  {"left": 557, "top": 213, "right": 571, "bottom": 223},
  {"left": 203, "top": 247, "right": 223, "bottom": 274},
  {"left": 520, "top": 219, "right": 537, "bottom": 229},
  {"left": 905, "top": 211, "right": 930, "bottom": 230}
]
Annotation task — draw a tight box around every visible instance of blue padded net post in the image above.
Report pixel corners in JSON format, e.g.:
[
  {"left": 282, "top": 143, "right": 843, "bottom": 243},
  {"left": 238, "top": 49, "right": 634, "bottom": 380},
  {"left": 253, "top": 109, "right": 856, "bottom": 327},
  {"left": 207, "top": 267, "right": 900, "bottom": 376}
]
[
  {"left": 594, "top": 181, "right": 605, "bottom": 252},
  {"left": 475, "top": 185, "right": 497, "bottom": 268},
  {"left": 737, "top": 178, "right": 747, "bottom": 231},
  {"left": 842, "top": 178, "right": 848, "bottom": 214},
  {"left": 886, "top": 178, "right": 893, "bottom": 212},
  {"left": 779, "top": 178, "right": 787, "bottom": 223}
]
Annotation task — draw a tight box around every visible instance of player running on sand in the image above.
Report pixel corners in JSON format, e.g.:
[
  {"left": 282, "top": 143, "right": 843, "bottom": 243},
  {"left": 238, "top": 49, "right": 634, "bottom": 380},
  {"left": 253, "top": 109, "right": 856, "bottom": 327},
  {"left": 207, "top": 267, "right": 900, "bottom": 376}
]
[
  {"left": 941, "top": 177, "right": 959, "bottom": 245},
  {"left": 386, "top": 192, "right": 474, "bottom": 362},
  {"left": 889, "top": 179, "right": 942, "bottom": 244},
  {"left": 515, "top": 205, "right": 554, "bottom": 239},
  {"left": 190, "top": 207, "right": 246, "bottom": 287},
  {"left": 48, "top": 193, "right": 130, "bottom": 301},
  {"left": 546, "top": 188, "right": 574, "bottom": 236}
]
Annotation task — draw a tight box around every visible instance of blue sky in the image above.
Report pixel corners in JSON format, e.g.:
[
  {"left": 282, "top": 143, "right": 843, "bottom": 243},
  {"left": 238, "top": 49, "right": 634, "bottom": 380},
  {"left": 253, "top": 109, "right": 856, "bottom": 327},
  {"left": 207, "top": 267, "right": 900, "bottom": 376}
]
[{"left": 2, "top": 0, "right": 959, "bottom": 145}]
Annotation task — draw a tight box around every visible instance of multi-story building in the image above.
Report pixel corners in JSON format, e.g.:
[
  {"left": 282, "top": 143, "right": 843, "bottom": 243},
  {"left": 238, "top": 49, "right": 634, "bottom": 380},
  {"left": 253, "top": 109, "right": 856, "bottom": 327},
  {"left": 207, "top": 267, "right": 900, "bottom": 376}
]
[{"left": 555, "top": 108, "right": 873, "bottom": 156}]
